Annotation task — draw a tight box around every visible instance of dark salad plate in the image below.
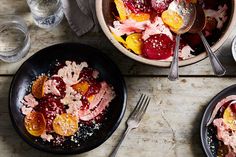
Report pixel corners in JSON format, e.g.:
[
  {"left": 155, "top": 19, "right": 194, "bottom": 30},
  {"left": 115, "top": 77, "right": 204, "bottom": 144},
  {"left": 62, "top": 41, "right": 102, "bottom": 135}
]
[
  {"left": 9, "top": 43, "right": 127, "bottom": 154},
  {"left": 200, "top": 84, "right": 236, "bottom": 157}
]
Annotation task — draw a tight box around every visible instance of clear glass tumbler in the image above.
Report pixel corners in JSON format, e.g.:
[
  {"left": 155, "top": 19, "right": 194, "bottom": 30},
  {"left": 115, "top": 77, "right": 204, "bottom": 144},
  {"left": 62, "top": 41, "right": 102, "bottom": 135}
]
[
  {"left": 26, "top": 0, "right": 64, "bottom": 29},
  {"left": 0, "top": 15, "right": 30, "bottom": 62}
]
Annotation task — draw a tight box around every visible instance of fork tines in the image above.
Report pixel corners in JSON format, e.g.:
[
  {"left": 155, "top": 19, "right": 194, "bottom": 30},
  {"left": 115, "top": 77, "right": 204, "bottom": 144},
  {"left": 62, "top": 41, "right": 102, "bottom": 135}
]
[{"left": 130, "top": 94, "right": 151, "bottom": 120}]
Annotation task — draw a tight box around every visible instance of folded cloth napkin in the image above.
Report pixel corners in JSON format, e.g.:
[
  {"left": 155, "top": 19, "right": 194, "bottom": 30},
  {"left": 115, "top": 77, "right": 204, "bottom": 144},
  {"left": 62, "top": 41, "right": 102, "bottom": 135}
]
[{"left": 61, "top": 0, "right": 100, "bottom": 36}]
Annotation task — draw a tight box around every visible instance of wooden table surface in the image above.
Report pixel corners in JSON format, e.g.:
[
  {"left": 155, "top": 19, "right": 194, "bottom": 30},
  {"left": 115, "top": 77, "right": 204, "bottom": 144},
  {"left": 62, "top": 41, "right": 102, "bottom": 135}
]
[{"left": 1, "top": 1, "right": 236, "bottom": 157}]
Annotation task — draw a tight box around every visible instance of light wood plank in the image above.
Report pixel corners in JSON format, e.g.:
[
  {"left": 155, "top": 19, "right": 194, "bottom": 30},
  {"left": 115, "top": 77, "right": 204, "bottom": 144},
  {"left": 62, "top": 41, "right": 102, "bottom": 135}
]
[
  {"left": 1, "top": 0, "right": 236, "bottom": 76},
  {"left": 1, "top": 76, "right": 236, "bottom": 156}
]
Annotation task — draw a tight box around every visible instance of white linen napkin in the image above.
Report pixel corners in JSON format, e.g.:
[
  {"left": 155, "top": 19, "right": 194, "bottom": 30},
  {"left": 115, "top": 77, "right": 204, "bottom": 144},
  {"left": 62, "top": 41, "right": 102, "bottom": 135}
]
[{"left": 61, "top": 0, "right": 100, "bottom": 36}]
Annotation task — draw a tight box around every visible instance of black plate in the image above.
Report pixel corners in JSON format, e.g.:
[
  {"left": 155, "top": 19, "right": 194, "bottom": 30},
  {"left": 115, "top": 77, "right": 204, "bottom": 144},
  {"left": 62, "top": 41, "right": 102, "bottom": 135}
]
[
  {"left": 200, "top": 84, "right": 236, "bottom": 157},
  {"left": 9, "top": 43, "right": 127, "bottom": 154}
]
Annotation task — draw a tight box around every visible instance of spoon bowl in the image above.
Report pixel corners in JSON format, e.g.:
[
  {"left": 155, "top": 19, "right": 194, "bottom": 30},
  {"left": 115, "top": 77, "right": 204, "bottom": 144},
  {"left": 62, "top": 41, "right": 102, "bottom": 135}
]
[
  {"left": 168, "top": 0, "right": 197, "bottom": 34},
  {"left": 188, "top": 4, "right": 206, "bottom": 33},
  {"left": 168, "top": 0, "right": 196, "bottom": 81},
  {"left": 188, "top": 4, "right": 226, "bottom": 76}
]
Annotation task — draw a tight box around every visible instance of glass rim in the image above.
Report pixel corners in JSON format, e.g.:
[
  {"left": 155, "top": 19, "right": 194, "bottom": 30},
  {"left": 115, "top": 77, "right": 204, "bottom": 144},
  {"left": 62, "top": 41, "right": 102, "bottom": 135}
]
[
  {"left": 26, "top": 0, "right": 61, "bottom": 13},
  {"left": 0, "top": 15, "right": 30, "bottom": 58}
]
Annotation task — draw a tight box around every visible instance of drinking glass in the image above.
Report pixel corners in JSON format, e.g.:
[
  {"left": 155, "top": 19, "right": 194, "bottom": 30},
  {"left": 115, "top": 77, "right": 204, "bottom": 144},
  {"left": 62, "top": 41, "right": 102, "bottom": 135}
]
[
  {"left": 0, "top": 15, "right": 30, "bottom": 62},
  {"left": 26, "top": 0, "right": 64, "bottom": 29}
]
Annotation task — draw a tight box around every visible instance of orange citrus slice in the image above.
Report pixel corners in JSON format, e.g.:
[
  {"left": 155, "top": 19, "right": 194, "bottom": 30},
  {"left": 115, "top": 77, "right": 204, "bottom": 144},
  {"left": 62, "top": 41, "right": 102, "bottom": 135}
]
[
  {"left": 114, "top": 0, "right": 127, "bottom": 21},
  {"left": 53, "top": 113, "right": 78, "bottom": 136},
  {"left": 32, "top": 75, "right": 48, "bottom": 99},
  {"left": 72, "top": 80, "right": 90, "bottom": 95},
  {"left": 223, "top": 105, "right": 236, "bottom": 130},
  {"left": 129, "top": 13, "right": 150, "bottom": 22},
  {"left": 112, "top": 33, "right": 128, "bottom": 49},
  {"left": 24, "top": 111, "right": 46, "bottom": 136},
  {"left": 87, "top": 95, "right": 95, "bottom": 103},
  {"left": 161, "top": 10, "right": 184, "bottom": 32},
  {"left": 126, "top": 33, "right": 143, "bottom": 55}
]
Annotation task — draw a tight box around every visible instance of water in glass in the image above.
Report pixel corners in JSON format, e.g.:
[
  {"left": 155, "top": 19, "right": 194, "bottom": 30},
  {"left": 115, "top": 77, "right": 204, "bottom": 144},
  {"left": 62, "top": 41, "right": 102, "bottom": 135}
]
[
  {"left": 27, "top": 0, "right": 63, "bottom": 29},
  {"left": 0, "top": 15, "right": 30, "bottom": 62}
]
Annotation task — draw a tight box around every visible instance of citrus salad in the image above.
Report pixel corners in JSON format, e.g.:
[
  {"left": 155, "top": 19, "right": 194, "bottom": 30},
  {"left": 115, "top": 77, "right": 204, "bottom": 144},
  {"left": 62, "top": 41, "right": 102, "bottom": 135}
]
[
  {"left": 207, "top": 95, "right": 236, "bottom": 157},
  {"left": 20, "top": 61, "right": 115, "bottom": 145},
  {"left": 110, "top": 0, "right": 229, "bottom": 60}
]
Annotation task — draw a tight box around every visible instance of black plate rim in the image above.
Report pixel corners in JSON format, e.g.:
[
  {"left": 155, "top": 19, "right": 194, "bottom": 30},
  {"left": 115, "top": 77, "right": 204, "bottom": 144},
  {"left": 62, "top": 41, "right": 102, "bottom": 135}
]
[
  {"left": 200, "top": 84, "right": 236, "bottom": 157},
  {"left": 8, "top": 42, "right": 127, "bottom": 154}
]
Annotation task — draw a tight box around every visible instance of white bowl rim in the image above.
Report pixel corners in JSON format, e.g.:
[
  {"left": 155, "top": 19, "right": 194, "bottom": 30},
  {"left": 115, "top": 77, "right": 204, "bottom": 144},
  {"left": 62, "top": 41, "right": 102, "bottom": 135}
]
[
  {"left": 96, "top": 0, "right": 236, "bottom": 67},
  {"left": 232, "top": 35, "right": 236, "bottom": 62}
]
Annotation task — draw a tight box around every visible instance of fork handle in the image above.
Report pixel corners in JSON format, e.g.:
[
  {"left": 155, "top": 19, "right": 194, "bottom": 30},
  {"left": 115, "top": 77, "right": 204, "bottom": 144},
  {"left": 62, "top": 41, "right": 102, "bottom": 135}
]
[{"left": 109, "top": 126, "right": 132, "bottom": 157}]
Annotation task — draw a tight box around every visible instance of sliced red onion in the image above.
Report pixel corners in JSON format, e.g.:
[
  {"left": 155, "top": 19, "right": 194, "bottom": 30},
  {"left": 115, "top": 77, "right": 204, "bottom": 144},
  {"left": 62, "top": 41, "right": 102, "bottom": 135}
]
[
  {"left": 80, "top": 85, "right": 115, "bottom": 121},
  {"left": 206, "top": 95, "right": 236, "bottom": 126}
]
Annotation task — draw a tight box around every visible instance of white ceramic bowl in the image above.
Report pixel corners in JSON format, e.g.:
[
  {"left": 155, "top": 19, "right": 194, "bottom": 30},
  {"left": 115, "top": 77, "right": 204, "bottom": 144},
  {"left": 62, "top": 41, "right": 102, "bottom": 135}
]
[
  {"left": 232, "top": 36, "right": 236, "bottom": 61},
  {"left": 96, "top": 0, "right": 236, "bottom": 67}
]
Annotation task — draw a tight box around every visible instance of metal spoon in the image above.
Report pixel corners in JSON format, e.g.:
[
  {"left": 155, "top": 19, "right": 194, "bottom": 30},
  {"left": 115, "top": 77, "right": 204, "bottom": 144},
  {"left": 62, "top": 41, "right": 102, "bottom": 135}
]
[
  {"left": 188, "top": 4, "right": 226, "bottom": 76},
  {"left": 167, "top": 0, "right": 196, "bottom": 81}
]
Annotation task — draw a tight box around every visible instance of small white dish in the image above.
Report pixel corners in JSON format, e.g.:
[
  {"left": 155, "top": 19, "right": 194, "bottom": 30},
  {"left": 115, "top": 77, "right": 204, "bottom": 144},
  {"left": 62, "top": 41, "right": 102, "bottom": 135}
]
[{"left": 232, "top": 36, "right": 236, "bottom": 62}]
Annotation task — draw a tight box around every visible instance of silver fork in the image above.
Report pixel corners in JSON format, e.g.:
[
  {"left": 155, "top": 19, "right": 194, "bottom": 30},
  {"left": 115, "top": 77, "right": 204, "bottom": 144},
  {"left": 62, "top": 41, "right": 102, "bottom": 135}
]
[{"left": 109, "top": 94, "right": 151, "bottom": 157}]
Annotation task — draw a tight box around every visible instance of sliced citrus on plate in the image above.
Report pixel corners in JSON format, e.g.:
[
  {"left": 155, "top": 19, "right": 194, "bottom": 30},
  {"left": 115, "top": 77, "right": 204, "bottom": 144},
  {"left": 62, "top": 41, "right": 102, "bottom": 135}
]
[
  {"left": 126, "top": 33, "right": 143, "bottom": 55},
  {"left": 223, "top": 104, "right": 236, "bottom": 130},
  {"left": 53, "top": 113, "right": 78, "bottom": 136},
  {"left": 24, "top": 111, "right": 46, "bottom": 136},
  {"left": 129, "top": 13, "right": 150, "bottom": 22},
  {"left": 112, "top": 32, "right": 128, "bottom": 48},
  {"left": 87, "top": 94, "right": 95, "bottom": 103},
  {"left": 72, "top": 80, "right": 90, "bottom": 95},
  {"left": 32, "top": 75, "right": 48, "bottom": 99},
  {"left": 114, "top": 0, "right": 127, "bottom": 21}
]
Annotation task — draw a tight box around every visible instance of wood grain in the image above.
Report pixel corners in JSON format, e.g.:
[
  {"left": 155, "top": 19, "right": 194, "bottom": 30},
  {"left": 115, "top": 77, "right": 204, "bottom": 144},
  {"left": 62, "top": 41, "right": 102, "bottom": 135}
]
[
  {"left": 1, "top": 76, "right": 236, "bottom": 157},
  {"left": 1, "top": 1, "right": 236, "bottom": 157}
]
